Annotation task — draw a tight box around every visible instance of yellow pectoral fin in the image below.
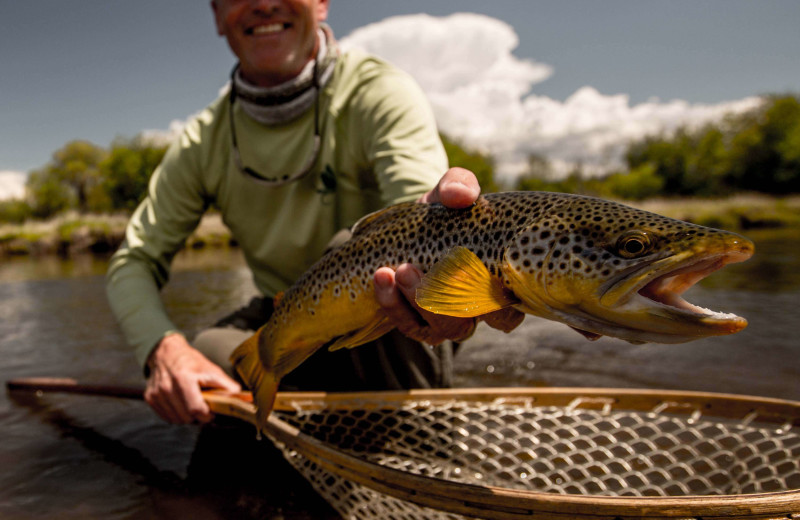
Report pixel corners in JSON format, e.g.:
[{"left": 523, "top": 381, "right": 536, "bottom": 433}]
[
  {"left": 416, "top": 246, "right": 520, "bottom": 318},
  {"left": 328, "top": 314, "right": 394, "bottom": 352}
]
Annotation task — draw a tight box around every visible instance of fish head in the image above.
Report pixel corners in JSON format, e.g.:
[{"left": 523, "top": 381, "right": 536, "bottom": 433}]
[{"left": 502, "top": 195, "right": 754, "bottom": 344}]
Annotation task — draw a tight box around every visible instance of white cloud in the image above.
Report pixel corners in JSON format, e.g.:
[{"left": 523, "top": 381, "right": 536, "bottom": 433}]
[
  {"left": 0, "top": 170, "right": 27, "bottom": 200},
  {"left": 139, "top": 118, "right": 188, "bottom": 147},
  {"left": 340, "top": 13, "right": 763, "bottom": 180},
  {"left": 341, "top": 13, "right": 552, "bottom": 99}
]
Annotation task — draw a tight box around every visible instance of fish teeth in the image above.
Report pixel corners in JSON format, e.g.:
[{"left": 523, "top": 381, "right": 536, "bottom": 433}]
[{"left": 697, "top": 306, "right": 740, "bottom": 320}]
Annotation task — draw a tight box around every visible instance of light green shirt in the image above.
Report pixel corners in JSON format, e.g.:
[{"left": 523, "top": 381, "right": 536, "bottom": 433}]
[{"left": 106, "top": 49, "right": 448, "bottom": 367}]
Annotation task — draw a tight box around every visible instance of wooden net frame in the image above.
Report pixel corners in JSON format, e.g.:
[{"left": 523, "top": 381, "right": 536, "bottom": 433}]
[
  {"left": 205, "top": 387, "right": 800, "bottom": 519},
  {"left": 9, "top": 379, "right": 800, "bottom": 519}
]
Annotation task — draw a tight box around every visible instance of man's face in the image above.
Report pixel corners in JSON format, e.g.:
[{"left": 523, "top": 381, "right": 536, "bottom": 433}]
[{"left": 212, "top": 0, "right": 329, "bottom": 87}]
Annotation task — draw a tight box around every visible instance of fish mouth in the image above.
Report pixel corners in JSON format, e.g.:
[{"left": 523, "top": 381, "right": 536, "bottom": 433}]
[{"left": 632, "top": 246, "right": 753, "bottom": 331}]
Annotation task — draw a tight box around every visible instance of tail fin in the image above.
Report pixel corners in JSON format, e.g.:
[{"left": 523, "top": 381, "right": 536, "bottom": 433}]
[{"left": 230, "top": 330, "right": 279, "bottom": 431}]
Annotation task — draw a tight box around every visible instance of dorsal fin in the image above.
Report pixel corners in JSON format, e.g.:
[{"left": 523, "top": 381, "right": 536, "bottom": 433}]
[{"left": 350, "top": 202, "right": 414, "bottom": 235}]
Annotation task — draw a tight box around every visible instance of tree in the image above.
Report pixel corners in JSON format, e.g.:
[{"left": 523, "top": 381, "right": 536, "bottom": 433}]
[
  {"left": 604, "top": 164, "right": 665, "bottom": 200},
  {"left": 725, "top": 95, "right": 800, "bottom": 193},
  {"left": 625, "top": 130, "right": 696, "bottom": 195},
  {"left": 0, "top": 199, "right": 32, "bottom": 224},
  {"left": 100, "top": 138, "right": 167, "bottom": 211},
  {"left": 51, "top": 140, "right": 106, "bottom": 212},
  {"left": 26, "top": 140, "right": 107, "bottom": 216},
  {"left": 622, "top": 94, "right": 800, "bottom": 197},
  {"left": 26, "top": 168, "right": 73, "bottom": 219}
]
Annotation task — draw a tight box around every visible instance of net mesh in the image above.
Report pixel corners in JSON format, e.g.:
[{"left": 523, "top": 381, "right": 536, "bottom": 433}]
[{"left": 270, "top": 396, "right": 800, "bottom": 520}]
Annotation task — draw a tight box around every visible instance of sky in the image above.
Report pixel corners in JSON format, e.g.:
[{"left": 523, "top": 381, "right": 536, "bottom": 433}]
[{"left": 2, "top": 0, "right": 799, "bottom": 199}]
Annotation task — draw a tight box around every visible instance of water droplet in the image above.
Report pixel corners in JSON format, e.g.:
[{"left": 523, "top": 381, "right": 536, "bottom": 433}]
[
  {"left": 486, "top": 365, "right": 495, "bottom": 373},
  {"left": 526, "top": 361, "right": 536, "bottom": 369}
]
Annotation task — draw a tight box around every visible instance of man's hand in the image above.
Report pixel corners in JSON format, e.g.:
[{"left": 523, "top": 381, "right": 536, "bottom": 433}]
[
  {"left": 374, "top": 167, "right": 524, "bottom": 344},
  {"left": 415, "top": 166, "right": 481, "bottom": 208},
  {"left": 145, "top": 333, "right": 241, "bottom": 424}
]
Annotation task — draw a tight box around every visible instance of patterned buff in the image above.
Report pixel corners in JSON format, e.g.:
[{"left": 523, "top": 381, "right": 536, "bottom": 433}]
[{"left": 232, "top": 24, "right": 339, "bottom": 126}]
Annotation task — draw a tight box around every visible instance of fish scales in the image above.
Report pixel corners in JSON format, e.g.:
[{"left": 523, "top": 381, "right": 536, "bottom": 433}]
[{"left": 232, "top": 191, "right": 754, "bottom": 428}]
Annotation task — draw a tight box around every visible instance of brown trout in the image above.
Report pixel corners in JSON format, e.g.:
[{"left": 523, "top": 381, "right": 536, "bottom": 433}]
[{"left": 232, "top": 191, "right": 754, "bottom": 427}]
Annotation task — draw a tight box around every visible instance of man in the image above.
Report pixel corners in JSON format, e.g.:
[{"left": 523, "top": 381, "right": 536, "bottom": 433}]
[{"left": 106, "top": 0, "right": 493, "bottom": 425}]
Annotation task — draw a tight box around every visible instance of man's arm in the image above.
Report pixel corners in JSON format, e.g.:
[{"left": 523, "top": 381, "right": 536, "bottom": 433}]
[{"left": 106, "top": 132, "right": 240, "bottom": 424}]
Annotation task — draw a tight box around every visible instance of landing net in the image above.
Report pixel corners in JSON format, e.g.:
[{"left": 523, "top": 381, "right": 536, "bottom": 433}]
[{"left": 264, "top": 388, "right": 800, "bottom": 520}]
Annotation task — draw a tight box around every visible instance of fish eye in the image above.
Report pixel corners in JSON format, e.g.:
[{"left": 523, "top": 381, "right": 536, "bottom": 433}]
[{"left": 615, "top": 231, "right": 653, "bottom": 258}]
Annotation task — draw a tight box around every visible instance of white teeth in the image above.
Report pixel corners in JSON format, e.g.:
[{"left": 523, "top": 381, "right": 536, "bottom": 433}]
[{"left": 252, "top": 23, "right": 285, "bottom": 35}]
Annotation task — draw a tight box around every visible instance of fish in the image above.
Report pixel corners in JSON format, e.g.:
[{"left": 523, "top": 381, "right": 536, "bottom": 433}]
[{"left": 231, "top": 191, "right": 754, "bottom": 427}]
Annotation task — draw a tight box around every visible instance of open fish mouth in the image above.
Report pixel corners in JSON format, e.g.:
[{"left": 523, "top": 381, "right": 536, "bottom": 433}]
[{"left": 635, "top": 249, "right": 752, "bottom": 329}]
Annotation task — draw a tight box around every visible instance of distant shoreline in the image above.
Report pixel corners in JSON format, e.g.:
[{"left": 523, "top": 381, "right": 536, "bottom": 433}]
[{"left": 1, "top": 194, "right": 798, "bottom": 258}]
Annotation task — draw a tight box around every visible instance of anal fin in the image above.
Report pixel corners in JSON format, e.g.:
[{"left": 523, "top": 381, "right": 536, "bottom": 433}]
[
  {"left": 328, "top": 314, "right": 394, "bottom": 352},
  {"left": 569, "top": 326, "right": 603, "bottom": 341}
]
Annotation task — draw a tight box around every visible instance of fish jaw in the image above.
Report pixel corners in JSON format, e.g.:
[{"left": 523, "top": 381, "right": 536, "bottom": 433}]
[
  {"left": 588, "top": 235, "right": 755, "bottom": 342},
  {"left": 503, "top": 229, "right": 755, "bottom": 344}
]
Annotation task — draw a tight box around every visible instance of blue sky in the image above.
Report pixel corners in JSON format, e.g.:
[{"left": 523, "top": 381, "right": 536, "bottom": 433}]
[{"left": 1, "top": 0, "right": 799, "bottom": 196}]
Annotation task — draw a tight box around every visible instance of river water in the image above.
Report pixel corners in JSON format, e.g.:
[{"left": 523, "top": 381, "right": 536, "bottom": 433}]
[{"left": 1, "top": 229, "right": 798, "bottom": 519}]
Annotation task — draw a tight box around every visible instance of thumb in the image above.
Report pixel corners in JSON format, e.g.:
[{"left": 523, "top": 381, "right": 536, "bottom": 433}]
[{"left": 199, "top": 370, "right": 241, "bottom": 393}]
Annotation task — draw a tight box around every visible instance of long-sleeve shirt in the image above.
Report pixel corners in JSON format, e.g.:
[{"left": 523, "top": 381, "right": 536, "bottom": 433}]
[{"left": 106, "top": 48, "right": 448, "bottom": 368}]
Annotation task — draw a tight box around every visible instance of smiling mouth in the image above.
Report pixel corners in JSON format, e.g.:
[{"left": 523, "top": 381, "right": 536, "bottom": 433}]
[
  {"left": 637, "top": 251, "right": 750, "bottom": 325},
  {"left": 248, "top": 23, "right": 290, "bottom": 36}
]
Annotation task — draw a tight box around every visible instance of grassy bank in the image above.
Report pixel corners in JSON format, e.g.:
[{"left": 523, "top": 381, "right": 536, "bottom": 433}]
[
  {"left": 0, "top": 212, "right": 235, "bottom": 257},
  {"left": 1, "top": 194, "right": 798, "bottom": 257},
  {"left": 631, "top": 194, "right": 800, "bottom": 230}
]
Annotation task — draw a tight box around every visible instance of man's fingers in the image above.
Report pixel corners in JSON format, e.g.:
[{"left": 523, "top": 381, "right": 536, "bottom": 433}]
[
  {"left": 176, "top": 377, "right": 213, "bottom": 423},
  {"left": 418, "top": 167, "right": 481, "bottom": 208},
  {"left": 377, "top": 264, "right": 477, "bottom": 345},
  {"left": 144, "top": 391, "right": 174, "bottom": 423},
  {"left": 374, "top": 267, "right": 428, "bottom": 333},
  {"left": 145, "top": 336, "right": 245, "bottom": 424},
  {"left": 165, "top": 392, "right": 196, "bottom": 424},
  {"left": 179, "top": 366, "right": 241, "bottom": 423},
  {"left": 145, "top": 380, "right": 192, "bottom": 424},
  {"left": 203, "top": 373, "right": 242, "bottom": 393},
  {"left": 197, "top": 368, "right": 242, "bottom": 394},
  {"left": 482, "top": 307, "right": 525, "bottom": 333}
]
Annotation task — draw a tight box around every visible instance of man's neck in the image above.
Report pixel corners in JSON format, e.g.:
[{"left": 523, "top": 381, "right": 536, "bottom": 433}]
[{"left": 242, "top": 34, "right": 320, "bottom": 88}]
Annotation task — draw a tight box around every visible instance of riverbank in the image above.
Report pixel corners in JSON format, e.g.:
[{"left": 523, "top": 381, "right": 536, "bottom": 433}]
[
  {"left": 0, "top": 212, "right": 234, "bottom": 257},
  {"left": 632, "top": 193, "right": 800, "bottom": 230},
  {"left": 1, "top": 194, "right": 798, "bottom": 257}
]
